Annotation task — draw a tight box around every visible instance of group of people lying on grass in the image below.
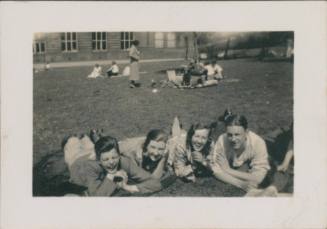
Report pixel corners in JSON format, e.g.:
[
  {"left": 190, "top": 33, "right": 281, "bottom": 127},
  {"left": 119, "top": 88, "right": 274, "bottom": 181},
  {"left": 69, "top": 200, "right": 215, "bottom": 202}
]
[
  {"left": 63, "top": 110, "right": 293, "bottom": 197},
  {"left": 87, "top": 61, "right": 120, "bottom": 79}
]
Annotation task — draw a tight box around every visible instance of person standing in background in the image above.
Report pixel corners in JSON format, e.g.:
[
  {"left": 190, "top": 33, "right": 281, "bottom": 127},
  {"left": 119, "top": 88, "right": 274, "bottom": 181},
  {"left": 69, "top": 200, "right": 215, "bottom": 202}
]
[{"left": 129, "top": 40, "right": 141, "bottom": 88}]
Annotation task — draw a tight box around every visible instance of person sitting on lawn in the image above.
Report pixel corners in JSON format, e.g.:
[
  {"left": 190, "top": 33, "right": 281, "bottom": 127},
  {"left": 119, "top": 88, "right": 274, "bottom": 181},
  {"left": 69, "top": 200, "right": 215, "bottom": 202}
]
[
  {"left": 106, "top": 61, "right": 119, "bottom": 77},
  {"left": 87, "top": 64, "right": 104, "bottom": 79},
  {"left": 210, "top": 113, "right": 271, "bottom": 193},
  {"left": 182, "top": 60, "right": 208, "bottom": 87},
  {"left": 204, "top": 59, "right": 224, "bottom": 80},
  {"left": 68, "top": 135, "right": 161, "bottom": 196},
  {"left": 171, "top": 122, "right": 216, "bottom": 182},
  {"left": 119, "top": 129, "right": 177, "bottom": 188}
]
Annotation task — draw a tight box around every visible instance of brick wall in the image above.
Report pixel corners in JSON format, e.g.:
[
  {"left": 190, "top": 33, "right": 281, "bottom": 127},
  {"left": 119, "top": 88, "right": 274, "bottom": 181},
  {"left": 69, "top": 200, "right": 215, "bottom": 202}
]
[{"left": 33, "top": 32, "right": 189, "bottom": 63}]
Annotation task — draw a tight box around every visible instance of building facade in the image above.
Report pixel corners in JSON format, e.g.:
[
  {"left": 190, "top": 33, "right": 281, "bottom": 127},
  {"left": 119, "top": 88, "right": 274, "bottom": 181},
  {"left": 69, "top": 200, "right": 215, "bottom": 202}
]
[{"left": 33, "top": 32, "right": 194, "bottom": 63}]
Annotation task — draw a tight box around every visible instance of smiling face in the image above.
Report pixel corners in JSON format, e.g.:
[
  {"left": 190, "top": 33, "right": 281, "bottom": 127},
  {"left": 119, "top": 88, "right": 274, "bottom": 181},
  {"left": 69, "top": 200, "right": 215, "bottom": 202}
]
[
  {"left": 191, "top": 129, "right": 210, "bottom": 152},
  {"left": 146, "top": 140, "right": 166, "bottom": 162},
  {"left": 226, "top": 125, "right": 247, "bottom": 151},
  {"left": 99, "top": 149, "right": 120, "bottom": 173}
]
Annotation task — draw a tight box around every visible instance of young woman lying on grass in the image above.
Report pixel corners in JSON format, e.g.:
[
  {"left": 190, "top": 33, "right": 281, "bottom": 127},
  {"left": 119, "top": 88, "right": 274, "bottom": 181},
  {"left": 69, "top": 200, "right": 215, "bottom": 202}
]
[
  {"left": 68, "top": 136, "right": 161, "bottom": 196},
  {"left": 210, "top": 113, "right": 271, "bottom": 193},
  {"left": 119, "top": 129, "right": 177, "bottom": 188},
  {"left": 171, "top": 122, "right": 216, "bottom": 182}
]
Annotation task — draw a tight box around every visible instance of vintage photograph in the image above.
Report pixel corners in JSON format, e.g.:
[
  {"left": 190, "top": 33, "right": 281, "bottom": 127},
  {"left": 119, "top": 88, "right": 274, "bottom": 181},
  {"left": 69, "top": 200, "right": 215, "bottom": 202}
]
[{"left": 32, "top": 31, "right": 294, "bottom": 197}]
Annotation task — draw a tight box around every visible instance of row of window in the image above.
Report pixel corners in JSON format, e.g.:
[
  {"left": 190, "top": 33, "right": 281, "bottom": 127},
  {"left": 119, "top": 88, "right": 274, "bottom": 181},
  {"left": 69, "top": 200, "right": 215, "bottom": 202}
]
[
  {"left": 33, "top": 32, "right": 177, "bottom": 54},
  {"left": 155, "top": 32, "right": 176, "bottom": 48}
]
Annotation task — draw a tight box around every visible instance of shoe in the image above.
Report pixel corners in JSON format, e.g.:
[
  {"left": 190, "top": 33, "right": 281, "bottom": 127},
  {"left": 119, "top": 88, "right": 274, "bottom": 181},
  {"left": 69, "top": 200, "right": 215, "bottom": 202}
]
[
  {"left": 245, "top": 186, "right": 278, "bottom": 197},
  {"left": 245, "top": 188, "right": 263, "bottom": 197},
  {"left": 261, "top": 186, "right": 278, "bottom": 197},
  {"left": 89, "top": 129, "right": 103, "bottom": 144}
]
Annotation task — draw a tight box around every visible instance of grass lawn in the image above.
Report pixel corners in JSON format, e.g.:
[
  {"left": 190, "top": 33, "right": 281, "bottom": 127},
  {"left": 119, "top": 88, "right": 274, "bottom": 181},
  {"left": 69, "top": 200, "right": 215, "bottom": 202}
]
[{"left": 33, "top": 58, "right": 293, "bottom": 196}]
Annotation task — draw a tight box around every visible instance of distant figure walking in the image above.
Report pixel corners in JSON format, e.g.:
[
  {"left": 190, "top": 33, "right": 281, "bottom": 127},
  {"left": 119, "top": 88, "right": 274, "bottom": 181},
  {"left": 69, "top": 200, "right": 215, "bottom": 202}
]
[{"left": 129, "top": 40, "right": 141, "bottom": 88}]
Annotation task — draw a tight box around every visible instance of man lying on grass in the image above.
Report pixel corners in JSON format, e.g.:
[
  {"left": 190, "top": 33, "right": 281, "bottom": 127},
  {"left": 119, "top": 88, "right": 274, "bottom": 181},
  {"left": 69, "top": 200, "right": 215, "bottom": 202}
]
[
  {"left": 210, "top": 112, "right": 293, "bottom": 196},
  {"left": 210, "top": 113, "right": 273, "bottom": 193}
]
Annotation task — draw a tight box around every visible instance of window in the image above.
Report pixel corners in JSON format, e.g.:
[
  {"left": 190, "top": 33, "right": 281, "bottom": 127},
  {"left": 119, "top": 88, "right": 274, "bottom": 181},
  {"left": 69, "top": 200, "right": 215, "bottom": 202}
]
[
  {"left": 167, "top": 32, "right": 176, "bottom": 48},
  {"left": 120, "top": 32, "right": 134, "bottom": 50},
  {"left": 61, "top": 32, "right": 78, "bottom": 52},
  {"left": 92, "top": 32, "right": 107, "bottom": 51},
  {"left": 155, "top": 32, "right": 164, "bottom": 48},
  {"left": 33, "top": 41, "right": 45, "bottom": 54}
]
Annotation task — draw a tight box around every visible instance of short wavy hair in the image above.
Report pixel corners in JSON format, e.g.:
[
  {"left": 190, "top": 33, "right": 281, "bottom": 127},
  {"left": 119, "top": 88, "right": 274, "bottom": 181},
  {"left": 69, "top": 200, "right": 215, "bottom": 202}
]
[
  {"left": 94, "top": 136, "right": 120, "bottom": 160},
  {"left": 142, "top": 129, "right": 168, "bottom": 153},
  {"left": 186, "top": 122, "right": 215, "bottom": 156}
]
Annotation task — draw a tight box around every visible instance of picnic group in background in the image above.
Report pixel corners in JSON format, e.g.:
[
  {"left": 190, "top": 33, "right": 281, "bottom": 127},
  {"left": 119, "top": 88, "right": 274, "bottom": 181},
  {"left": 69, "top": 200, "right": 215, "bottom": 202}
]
[
  {"left": 180, "top": 59, "right": 225, "bottom": 88},
  {"left": 85, "top": 41, "right": 227, "bottom": 91},
  {"left": 62, "top": 109, "right": 293, "bottom": 197}
]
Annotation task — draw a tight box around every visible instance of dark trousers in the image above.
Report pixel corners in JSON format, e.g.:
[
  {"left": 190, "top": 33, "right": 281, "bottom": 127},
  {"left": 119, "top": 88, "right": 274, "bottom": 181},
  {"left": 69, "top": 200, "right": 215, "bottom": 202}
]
[
  {"left": 107, "top": 71, "right": 118, "bottom": 77},
  {"left": 182, "top": 69, "right": 208, "bottom": 86}
]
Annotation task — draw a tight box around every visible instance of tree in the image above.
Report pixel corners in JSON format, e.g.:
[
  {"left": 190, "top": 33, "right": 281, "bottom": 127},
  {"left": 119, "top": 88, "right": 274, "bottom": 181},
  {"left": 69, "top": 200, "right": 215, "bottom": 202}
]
[{"left": 224, "top": 38, "right": 231, "bottom": 59}]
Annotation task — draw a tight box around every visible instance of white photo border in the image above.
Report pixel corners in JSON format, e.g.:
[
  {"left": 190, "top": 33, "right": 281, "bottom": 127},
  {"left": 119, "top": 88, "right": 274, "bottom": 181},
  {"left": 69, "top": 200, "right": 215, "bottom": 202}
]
[{"left": 1, "top": 2, "right": 327, "bottom": 229}]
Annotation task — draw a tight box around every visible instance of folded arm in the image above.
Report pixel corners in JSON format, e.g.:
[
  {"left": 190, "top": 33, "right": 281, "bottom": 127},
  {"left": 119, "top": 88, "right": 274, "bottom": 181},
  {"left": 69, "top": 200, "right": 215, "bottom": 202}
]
[
  {"left": 225, "top": 168, "right": 267, "bottom": 184},
  {"left": 211, "top": 164, "right": 252, "bottom": 191},
  {"left": 151, "top": 156, "right": 167, "bottom": 179}
]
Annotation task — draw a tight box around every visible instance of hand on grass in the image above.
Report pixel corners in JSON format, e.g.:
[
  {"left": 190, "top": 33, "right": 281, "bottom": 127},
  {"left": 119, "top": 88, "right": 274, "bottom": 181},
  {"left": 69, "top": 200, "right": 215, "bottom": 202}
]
[
  {"left": 185, "top": 174, "right": 196, "bottom": 183},
  {"left": 121, "top": 184, "right": 139, "bottom": 193}
]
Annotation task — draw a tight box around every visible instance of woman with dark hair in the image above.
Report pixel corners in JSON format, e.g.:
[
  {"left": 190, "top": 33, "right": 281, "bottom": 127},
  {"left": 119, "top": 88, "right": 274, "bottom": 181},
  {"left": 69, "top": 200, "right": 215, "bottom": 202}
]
[
  {"left": 120, "top": 130, "right": 168, "bottom": 175},
  {"left": 69, "top": 136, "right": 161, "bottom": 196},
  {"left": 172, "top": 122, "right": 216, "bottom": 182},
  {"left": 128, "top": 40, "right": 141, "bottom": 88},
  {"left": 119, "top": 129, "right": 176, "bottom": 188},
  {"left": 210, "top": 113, "right": 271, "bottom": 193}
]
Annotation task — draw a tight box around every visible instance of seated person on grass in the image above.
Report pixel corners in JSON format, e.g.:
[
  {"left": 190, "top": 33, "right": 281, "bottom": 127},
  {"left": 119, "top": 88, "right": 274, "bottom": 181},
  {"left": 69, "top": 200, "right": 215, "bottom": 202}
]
[
  {"left": 182, "top": 60, "right": 208, "bottom": 87},
  {"left": 87, "top": 64, "right": 104, "bottom": 79},
  {"left": 171, "top": 122, "right": 216, "bottom": 182},
  {"left": 68, "top": 136, "right": 161, "bottom": 196},
  {"left": 119, "top": 129, "right": 177, "bottom": 189},
  {"left": 210, "top": 113, "right": 272, "bottom": 194},
  {"left": 106, "top": 61, "right": 119, "bottom": 77},
  {"left": 204, "top": 60, "right": 224, "bottom": 80}
]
